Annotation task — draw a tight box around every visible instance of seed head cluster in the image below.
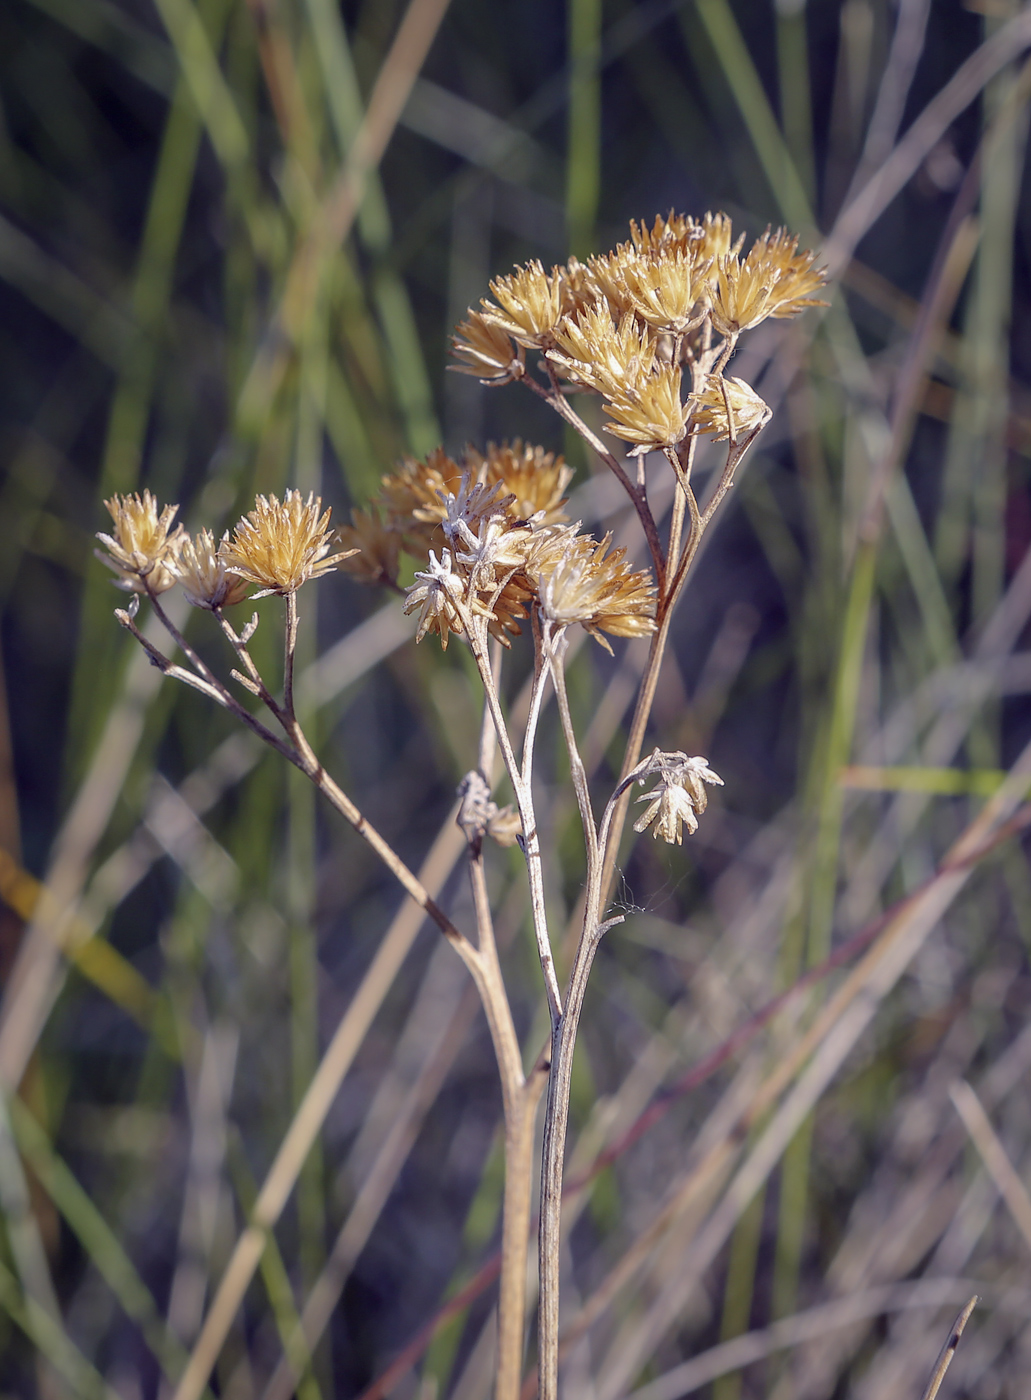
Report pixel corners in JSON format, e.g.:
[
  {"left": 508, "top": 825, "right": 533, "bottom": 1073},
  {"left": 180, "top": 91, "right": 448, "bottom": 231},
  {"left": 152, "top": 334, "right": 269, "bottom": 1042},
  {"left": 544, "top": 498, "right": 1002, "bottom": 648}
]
[{"left": 452, "top": 209, "right": 826, "bottom": 452}]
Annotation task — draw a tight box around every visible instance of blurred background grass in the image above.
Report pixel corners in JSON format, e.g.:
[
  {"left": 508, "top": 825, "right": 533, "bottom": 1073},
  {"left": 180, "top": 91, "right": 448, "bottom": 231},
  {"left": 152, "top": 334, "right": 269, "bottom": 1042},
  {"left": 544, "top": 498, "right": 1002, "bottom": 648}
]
[{"left": 3, "top": 0, "right": 1031, "bottom": 1397}]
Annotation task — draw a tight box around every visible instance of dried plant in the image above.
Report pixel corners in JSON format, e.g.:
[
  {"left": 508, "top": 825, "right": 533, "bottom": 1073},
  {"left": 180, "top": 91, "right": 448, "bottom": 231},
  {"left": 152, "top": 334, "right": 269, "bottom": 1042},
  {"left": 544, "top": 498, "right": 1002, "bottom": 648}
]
[{"left": 101, "top": 210, "right": 826, "bottom": 1400}]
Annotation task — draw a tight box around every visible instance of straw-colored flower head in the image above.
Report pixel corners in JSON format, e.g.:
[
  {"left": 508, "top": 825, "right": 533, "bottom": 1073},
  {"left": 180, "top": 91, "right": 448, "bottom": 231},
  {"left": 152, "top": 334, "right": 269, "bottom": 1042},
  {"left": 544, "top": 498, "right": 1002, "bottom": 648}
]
[
  {"left": 619, "top": 249, "right": 712, "bottom": 334},
  {"left": 747, "top": 227, "right": 828, "bottom": 319},
  {"left": 629, "top": 211, "right": 698, "bottom": 257},
  {"left": 633, "top": 749, "right": 723, "bottom": 844},
  {"left": 480, "top": 260, "right": 565, "bottom": 347},
  {"left": 334, "top": 506, "right": 402, "bottom": 588},
  {"left": 450, "top": 310, "right": 524, "bottom": 382},
  {"left": 603, "top": 361, "right": 690, "bottom": 450},
  {"left": 403, "top": 549, "right": 481, "bottom": 650},
  {"left": 529, "top": 530, "right": 657, "bottom": 650},
  {"left": 583, "top": 249, "right": 639, "bottom": 319},
  {"left": 690, "top": 375, "right": 771, "bottom": 442},
  {"left": 708, "top": 251, "right": 780, "bottom": 337},
  {"left": 466, "top": 440, "right": 574, "bottom": 525},
  {"left": 222, "top": 490, "right": 353, "bottom": 597},
  {"left": 549, "top": 304, "right": 657, "bottom": 399},
  {"left": 378, "top": 448, "right": 464, "bottom": 527},
  {"left": 96, "top": 490, "right": 186, "bottom": 593},
  {"left": 172, "top": 529, "right": 250, "bottom": 609}
]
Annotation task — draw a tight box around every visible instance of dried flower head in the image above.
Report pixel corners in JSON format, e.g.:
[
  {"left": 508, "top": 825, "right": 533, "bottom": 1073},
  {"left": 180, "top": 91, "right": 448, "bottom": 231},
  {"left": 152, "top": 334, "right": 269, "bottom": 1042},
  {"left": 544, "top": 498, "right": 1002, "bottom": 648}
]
[
  {"left": 334, "top": 506, "right": 402, "bottom": 588},
  {"left": 619, "top": 249, "right": 711, "bottom": 334},
  {"left": 222, "top": 490, "right": 354, "bottom": 597},
  {"left": 530, "top": 530, "right": 657, "bottom": 650},
  {"left": 480, "top": 261, "right": 565, "bottom": 347},
  {"left": 629, "top": 210, "right": 739, "bottom": 263},
  {"left": 603, "top": 361, "right": 690, "bottom": 450},
  {"left": 403, "top": 548, "right": 488, "bottom": 650},
  {"left": 549, "top": 304, "right": 657, "bottom": 399},
  {"left": 747, "top": 227, "right": 828, "bottom": 319},
  {"left": 96, "top": 490, "right": 186, "bottom": 594},
  {"left": 633, "top": 750, "right": 723, "bottom": 844},
  {"left": 439, "top": 477, "right": 514, "bottom": 555},
  {"left": 466, "top": 440, "right": 573, "bottom": 525},
  {"left": 451, "top": 310, "right": 524, "bottom": 382},
  {"left": 172, "top": 529, "right": 250, "bottom": 609},
  {"left": 690, "top": 375, "right": 772, "bottom": 442}
]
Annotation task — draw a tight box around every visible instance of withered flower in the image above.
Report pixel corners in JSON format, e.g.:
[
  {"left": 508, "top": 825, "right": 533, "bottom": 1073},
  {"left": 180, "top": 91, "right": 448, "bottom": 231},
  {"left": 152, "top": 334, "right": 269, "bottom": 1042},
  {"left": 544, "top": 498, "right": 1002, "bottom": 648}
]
[
  {"left": 451, "top": 310, "right": 523, "bottom": 382},
  {"left": 530, "top": 530, "right": 657, "bottom": 650},
  {"left": 334, "top": 506, "right": 402, "bottom": 588},
  {"left": 173, "top": 529, "right": 250, "bottom": 609},
  {"left": 466, "top": 440, "right": 573, "bottom": 525},
  {"left": 480, "top": 261, "right": 565, "bottom": 347},
  {"left": 690, "top": 375, "right": 771, "bottom": 442},
  {"left": 747, "top": 227, "right": 828, "bottom": 319},
  {"left": 403, "top": 549, "right": 485, "bottom": 650},
  {"left": 633, "top": 750, "right": 723, "bottom": 844},
  {"left": 223, "top": 490, "right": 354, "bottom": 597},
  {"left": 603, "top": 362, "right": 690, "bottom": 449},
  {"left": 549, "top": 304, "right": 657, "bottom": 399},
  {"left": 619, "top": 250, "right": 711, "bottom": 334},
  {"left": 96, "top": 490, "right": 185, "bottom": 594},
  {"left": 708, "top": 251, "right": 780, "bottom": 337}
]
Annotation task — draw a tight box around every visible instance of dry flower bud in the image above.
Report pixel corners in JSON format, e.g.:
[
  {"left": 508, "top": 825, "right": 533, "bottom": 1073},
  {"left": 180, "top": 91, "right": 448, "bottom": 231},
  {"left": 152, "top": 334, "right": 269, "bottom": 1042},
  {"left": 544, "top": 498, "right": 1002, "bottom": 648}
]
[
  {"left": 690, "top": 375, "right": 771, "bottom": 442},
  {"left": 480, "top": 260, "right": 565, "bottom": 346},
  {"left": 748, "top": 227, "right": 828, "bottom": 319},
  {"left": 633, "top": 749, "right": 723, "bottom": 844},
  {"left": 619, "top": 250, "right": 711, "bottom": 334},
  {"left": 172, "top": 529, "right": 250, "bottom": 609},
  {"left": 603, "top": 361, "right": 690, "bottom": 450},
  {"left": 222, "top": 490, "right": 355, "bottom": 597},
  {"left": 450, "top": 310, "right": 524, "bottom": 382},
  {"left": 96, "top": 490, "right": 185, "bottom": 594}
]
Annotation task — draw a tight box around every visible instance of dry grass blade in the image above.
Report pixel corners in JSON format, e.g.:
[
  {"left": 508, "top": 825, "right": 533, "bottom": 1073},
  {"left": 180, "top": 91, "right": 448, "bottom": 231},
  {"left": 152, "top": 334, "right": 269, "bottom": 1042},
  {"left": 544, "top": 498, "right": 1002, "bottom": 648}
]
[
  {"left": 917, "top": 1296, "right": 977, "bottom": 1400},
  {"left": 949, "top": 1081, "right": 1031, "bottom": 1254}
]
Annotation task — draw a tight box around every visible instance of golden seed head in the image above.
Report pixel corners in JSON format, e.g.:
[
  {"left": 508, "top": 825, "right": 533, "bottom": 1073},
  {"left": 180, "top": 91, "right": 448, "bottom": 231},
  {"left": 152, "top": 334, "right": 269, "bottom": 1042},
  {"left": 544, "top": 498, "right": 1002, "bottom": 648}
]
[
  {"left": 96, "top": 490, "right": 185, "bottom": 593},
  {"left": 529, "top": 530, "right": 657, "bottom": 649},
  {"left": 549, "top": 304, "right": 657, "bottom": 399},
  {"left": 633, "top": 750, "right": 723, "bottom": 844},
  {"left": 480, "top": 260, "right": 565, "bottom": 346},
  {"left": 334, "top": 506, "right": 402, "bottom": 588},
  {"left": 603, "top": 361, "right": 690, "bottom": 449},
  {"left": 690, "top": 375, "right": 771, "bottom": 442},
  {"left": 450, "top": 310, "right": 523, "bottom": 382},
  {"left": 466, "top": 440, "right": 574, "bottom": 526},
  {"left": 748, "top": 227, "right": 828, "bottom": 318},
  {"left": 222, "top": 490, "right": 353, "bottom": 597},
  {"left": 172, "top": 529, "right": 250, "bottom": 609},
  {"left": 619, "top": 249, "right": 712, "bottom": 334}
]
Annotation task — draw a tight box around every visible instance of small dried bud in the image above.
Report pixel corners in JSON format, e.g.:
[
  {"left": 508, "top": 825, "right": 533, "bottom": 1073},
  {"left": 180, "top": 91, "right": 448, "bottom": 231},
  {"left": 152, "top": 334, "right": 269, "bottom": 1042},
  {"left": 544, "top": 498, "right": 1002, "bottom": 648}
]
[
  {"left": 690, "top": 375, "right": 771, "bottom": 443},
  {"left": 172, "top": 529, "right": 250, "bottom": 609},
  {"left": 96, "top": 490, "right": 185, "bottom": 593},
  {"left": 450, "top": 310, "right": 524, "bottom": 382},
  {"left": 222, "top": 490, "right": 355, "bottom": 597}
]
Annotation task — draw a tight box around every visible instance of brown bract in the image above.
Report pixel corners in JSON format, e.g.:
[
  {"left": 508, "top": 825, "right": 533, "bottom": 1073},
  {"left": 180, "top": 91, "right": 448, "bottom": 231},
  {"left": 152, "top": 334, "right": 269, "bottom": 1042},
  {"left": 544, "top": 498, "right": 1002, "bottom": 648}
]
[
  {"left": 96, "top": 490, "right": 185, "bottom": 594},
  {"left": 466, "top": 440, "right": 573, "bottom": 525},
  {"left": 223, "top": 490, "right": 354, "bottom": 597}
]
